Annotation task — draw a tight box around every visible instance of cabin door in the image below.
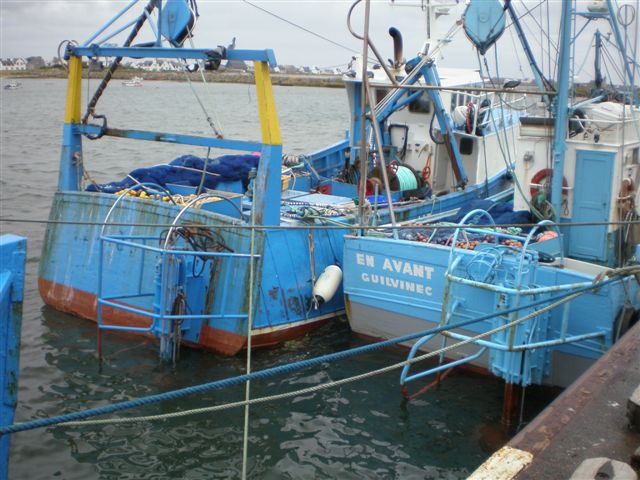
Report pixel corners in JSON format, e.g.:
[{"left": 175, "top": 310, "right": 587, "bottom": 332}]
[{"left": 568, "top": 149, "right": 614, "bottom": 261}]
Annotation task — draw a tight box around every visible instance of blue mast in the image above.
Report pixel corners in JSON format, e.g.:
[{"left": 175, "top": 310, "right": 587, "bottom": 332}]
[
  {"left": 605, "top": 0, "right": 638, "bottom": 106},
  {"left": 550, "top": 1, "right": 573, "bottom": 218},
  {"left": 504, "top": 0, "right": 553, "bottom": 107}
]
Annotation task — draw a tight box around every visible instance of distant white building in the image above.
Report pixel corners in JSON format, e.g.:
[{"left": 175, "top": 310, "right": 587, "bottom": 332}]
[
  {"left": 0, "top": 58, "right": 27, "bottom": 71},
  {"left": 130, "top": 59, "right": 181, "bottom": 72}
]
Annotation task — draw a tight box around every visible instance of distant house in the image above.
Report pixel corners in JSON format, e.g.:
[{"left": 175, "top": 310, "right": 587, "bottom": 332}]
[
  {"left": 0, "top": 58, "right": 27, "bottom": 71},
  {"left": 158, "top": 60, "right": 180, "bottom": 72},
  {"left": 279, "top": 65, "right": 299, "bottom": 74}
]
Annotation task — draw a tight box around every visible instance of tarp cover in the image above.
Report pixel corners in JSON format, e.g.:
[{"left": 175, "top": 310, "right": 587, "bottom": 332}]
[
  {"left": 86, "top": 154, "right": 260, "bottom": 193},
  {"left": 453, "top": 199, "right": 532, "bottom": 228}
]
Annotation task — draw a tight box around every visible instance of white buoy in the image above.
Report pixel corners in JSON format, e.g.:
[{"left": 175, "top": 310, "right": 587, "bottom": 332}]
[{"left": 312, "top": 265, "right": 343, "bottom": 308}]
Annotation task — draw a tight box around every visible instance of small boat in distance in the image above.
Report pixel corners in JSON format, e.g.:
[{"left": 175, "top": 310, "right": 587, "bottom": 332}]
[
  {"left": 3, "top": 81, "right": 21, "bottom": 90},
  {"left": 122, "top": 76, "right": 143, "bottom": 87}
]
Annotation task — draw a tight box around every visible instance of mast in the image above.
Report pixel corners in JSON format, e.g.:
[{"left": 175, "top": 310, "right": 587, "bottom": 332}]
[
  {"left": 605, "top": 0, "right": 638, "bottom": 105},
  {"left": 504, "top": 0, "right": 554, "bottom": 107},
  {"left": 550, "top": 1, "right": 573, "bottom": 218}
]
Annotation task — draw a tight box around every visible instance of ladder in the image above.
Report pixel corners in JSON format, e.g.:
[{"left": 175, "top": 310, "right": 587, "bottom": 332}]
[{"left": 95, "top": 184, "right": 258, "bottom": 362}]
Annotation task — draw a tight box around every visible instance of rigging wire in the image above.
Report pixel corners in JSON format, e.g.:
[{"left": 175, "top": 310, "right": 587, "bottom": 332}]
[
  {"left": 241, "top": 0, "right": 361, "bottom": 55},
  {"left": 478, "top": 49, "right": 548, "bottom": 221},
  {"left": 241, "top": 192, "right": 258, "bottom": 480},
  {"left": 4, "top": 216, "right": 640, "bottom": 230},
  {"left": 510, "top": 0, "right": 559, "bottom": 71},
  {"left": 184, "top": 25, "right": 225, "bottom": 138}
]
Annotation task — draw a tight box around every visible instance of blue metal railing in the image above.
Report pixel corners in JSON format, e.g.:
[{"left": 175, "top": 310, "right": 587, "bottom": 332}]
[
  {"left": 96, "top": 184, "right": 259, "bottom": 361},
  {"left": 401, "top": 211, "right": 618, "bottom": 389}
]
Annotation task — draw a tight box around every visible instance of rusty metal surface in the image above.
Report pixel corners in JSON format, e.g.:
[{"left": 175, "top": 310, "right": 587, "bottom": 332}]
[{"left": 508, "top": 320, "right": 640, "bottom": 478}]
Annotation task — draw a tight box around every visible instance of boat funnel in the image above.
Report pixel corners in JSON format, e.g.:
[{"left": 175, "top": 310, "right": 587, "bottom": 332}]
[{"left": 388, "top": 27, "right": 404, "bottom": 68}]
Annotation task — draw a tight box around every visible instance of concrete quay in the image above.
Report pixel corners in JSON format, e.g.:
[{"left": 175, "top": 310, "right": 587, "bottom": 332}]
[{"left": 470, "top": 319, "right": 640, "bottom": 479}]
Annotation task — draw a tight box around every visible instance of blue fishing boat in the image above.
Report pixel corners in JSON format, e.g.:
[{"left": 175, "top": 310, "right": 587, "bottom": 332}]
[
  {"left": 0, "top": 235, "right": 26, "bottom": 479},
  {"left": 343, "top": 0, "right": 640, "bottom": 406},
  {"left": 39, "top": 0, "right": 526, "bottom": 358}
]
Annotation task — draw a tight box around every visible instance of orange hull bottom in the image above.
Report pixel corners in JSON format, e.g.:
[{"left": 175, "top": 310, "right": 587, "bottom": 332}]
[{"left": 38, "top": 277, "right": 330, "bottom": 356}]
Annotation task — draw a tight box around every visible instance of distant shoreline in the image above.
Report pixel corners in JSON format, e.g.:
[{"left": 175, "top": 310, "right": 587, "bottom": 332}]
[{"left": 0, "top": 67, "right": 345, "bottom": 89}]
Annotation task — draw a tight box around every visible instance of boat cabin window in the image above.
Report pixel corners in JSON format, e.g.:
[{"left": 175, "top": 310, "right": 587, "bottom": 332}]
[
  {"left": 408, "top": 95, "right": 431, "bottom": 114},
  {"left": 375, "top": 88, "right": 392, "bottom": 105},
  {"left": 459, "top": 136, "right": 474, "bottom": 155},
  {"left": 450, "top": 92, "right": 480, "bottom": 110}
]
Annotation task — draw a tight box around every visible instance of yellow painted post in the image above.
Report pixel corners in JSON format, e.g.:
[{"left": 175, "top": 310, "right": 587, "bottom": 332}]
[
  {"left": 253, "top": 61, "right": 282, "bottom": 146},
  {"left": 64, "top": 57, "right": 83, "bottom": 123}
]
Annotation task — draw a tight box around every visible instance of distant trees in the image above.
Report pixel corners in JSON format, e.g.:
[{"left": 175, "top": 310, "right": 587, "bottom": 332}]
[{"left": 26, "top": 56, "right": 45, "bottom": 69}]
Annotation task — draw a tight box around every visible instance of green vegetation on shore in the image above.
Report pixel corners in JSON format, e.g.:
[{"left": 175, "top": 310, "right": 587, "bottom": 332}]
[{"left": 1, "top": 66, "right": 345, "bottom": 88}]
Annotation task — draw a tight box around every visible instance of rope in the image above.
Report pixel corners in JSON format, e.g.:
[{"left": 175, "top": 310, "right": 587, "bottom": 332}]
[
  {"left": 241, "top": 0, "right": 361, "bottom": 56},
  {"left": 395, "top": 166, "right": 418, "bottom": 191},
  {"left": 186, "top": 28, "right": 224, "bottom": 138},
  {"left": 48, "top": 272, "right": 635, "bottom": 428},
  {"left": 180, "top": 59, "right": 223, "bottom": 138},
  {"left": 241, "top": 190, "right": 258, "bottom": 479},
  {"left": 3, "top": 217, "right": 640, "bottom": 231},
  {"left": 0, "top": 273, "right": 629, "bottom": 435}
]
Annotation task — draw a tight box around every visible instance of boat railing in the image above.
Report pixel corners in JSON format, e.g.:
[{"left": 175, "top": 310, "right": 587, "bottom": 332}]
[
  {"left": 448, "top": 90, "right": 528, "bottom": 135},
  {"left": 96, "top": 183, "right": 259, "bottom": 362},
  {"left": 399, "top": 212, "right": 613, "bottom": 390}
]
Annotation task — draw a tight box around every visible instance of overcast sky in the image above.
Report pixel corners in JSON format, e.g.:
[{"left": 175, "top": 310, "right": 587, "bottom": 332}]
[{"left": 0, "top": 0, "right": 637, "bottom": 81}]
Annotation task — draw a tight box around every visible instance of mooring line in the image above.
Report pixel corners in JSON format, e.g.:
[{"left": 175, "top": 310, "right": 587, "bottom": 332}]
[
  {"left": 58, "top": 278, "right": 613, "bottom": 427},
  {"left": 0, "top": 273, "right": 628, "bottom": 435},
  {"left": 2, "top": 217, "right": 640, "bottom": 230}
]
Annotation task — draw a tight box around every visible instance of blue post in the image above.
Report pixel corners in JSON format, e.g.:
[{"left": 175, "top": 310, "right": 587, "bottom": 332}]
[
  {"left": 504, "top": 0, "right": 552, "bottom": 107},
  {"left": 550, "top": 1, "right": 573, "bottom": 221},
  {"left": 605, "top": 0, "right": 638, "bottom": 106},
  {"left": 0, "top": 235, "right": 26, "bottom": 480},
  {"left": 421, "top": 61, "right": 468, "bottom": 188}
]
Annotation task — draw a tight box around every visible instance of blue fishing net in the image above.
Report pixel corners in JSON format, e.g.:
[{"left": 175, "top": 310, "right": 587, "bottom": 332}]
[
  {"left": 452, "top": 199, "right": 532, "bottom": 227},
  {"left": 86, "top": 154, "right": 260, "bottom": 193}
]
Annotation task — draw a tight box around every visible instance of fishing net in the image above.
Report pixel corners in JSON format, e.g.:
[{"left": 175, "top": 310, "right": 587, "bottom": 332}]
[{"left": 86, "top": 154, "right": 260, "bottom": 193}]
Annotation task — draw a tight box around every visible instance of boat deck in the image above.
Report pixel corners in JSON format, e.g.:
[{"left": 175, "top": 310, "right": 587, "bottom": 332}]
[{"left": 472, "top": 319, "right": 640, "bottom": 478}]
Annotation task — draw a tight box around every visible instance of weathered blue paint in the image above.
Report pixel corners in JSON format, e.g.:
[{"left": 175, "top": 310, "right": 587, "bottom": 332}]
[
  {"left": 58, "top": 123, "right": 83, "bottom": 191},
  {"left": 253, "top": 144, "right": 283, "bottom": 226},
  {"left": 550, "top": 0, "right": 573, "bottom": 218},
  {"left": 72, "top": 46, "right": 277, "bottom": 64},
  {"left": 39, "top": 172, "right": 511, "bottom": 355},
  {"left": 43, "top": 1, "right": 520, "bottom": 356},
  {"left": 568, "top": 150, "right": 614, "bottom": 261},
  {"left": 0, "top": 235, "right": 26, "bottom": 480},
  {"left": 76, "top": 125, "right": 264, "bottom": 153}
]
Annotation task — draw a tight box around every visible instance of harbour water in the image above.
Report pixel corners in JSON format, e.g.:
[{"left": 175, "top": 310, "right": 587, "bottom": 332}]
[{"left": 1, "top": 79, "right": 555, "bottom": 479}]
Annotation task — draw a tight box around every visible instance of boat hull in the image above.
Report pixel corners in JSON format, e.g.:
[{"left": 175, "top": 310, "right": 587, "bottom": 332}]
[
  {"left": 39, "top": 174, "right": 512, "bottom": 356},
  {"left": 343, "top": 235, "right": 639, "bottom": 388},
  {"left": 39, "top": 191, "right": 345, "bottom": 355}
]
